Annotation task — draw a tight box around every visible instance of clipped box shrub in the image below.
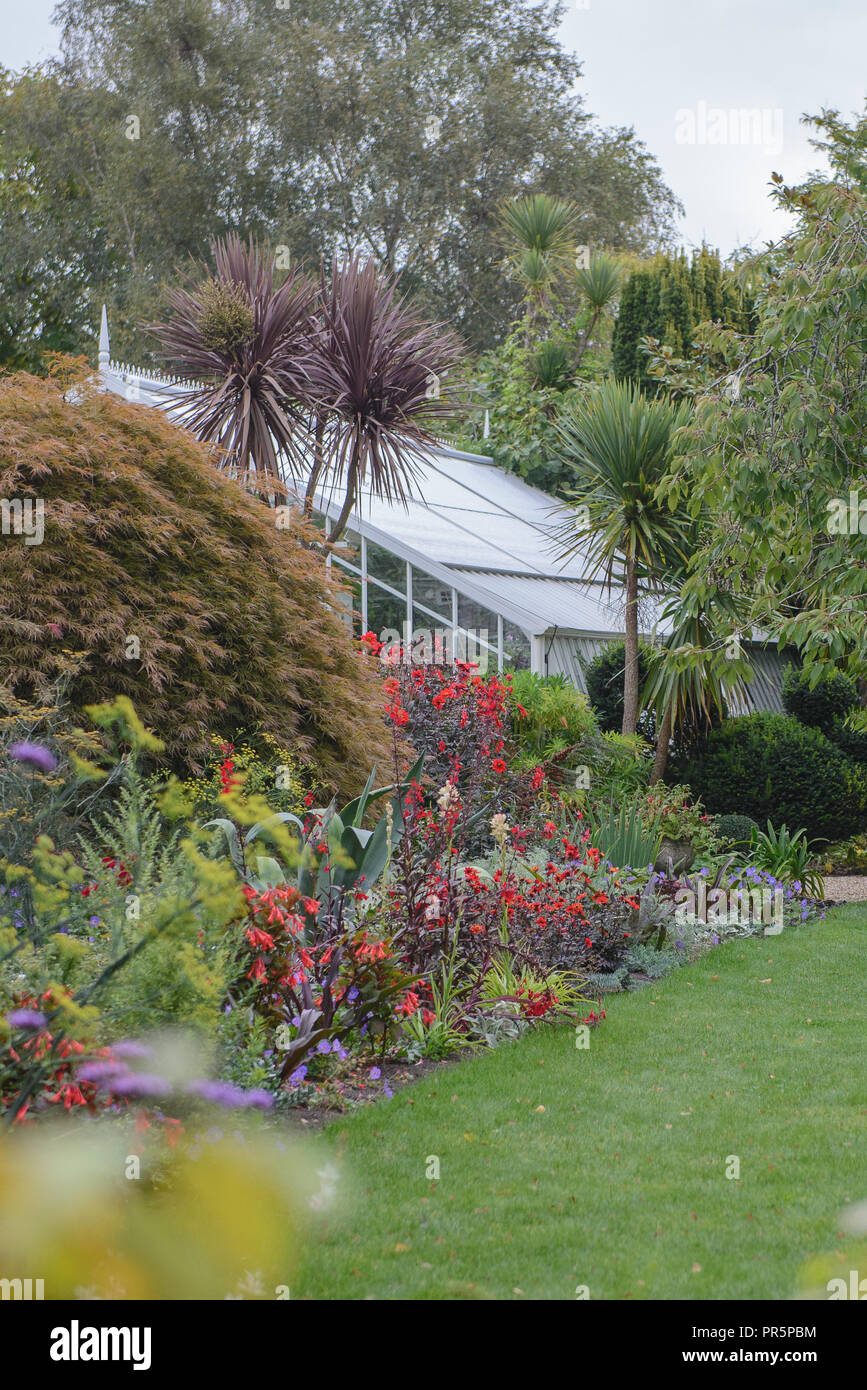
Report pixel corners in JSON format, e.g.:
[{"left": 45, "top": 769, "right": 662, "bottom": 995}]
[
  {"left": 0, "top": 365, "right": 391, "bottom": 795},
  {"left": 678, "top": 713, "right": 867, "bottom": 842},
  {"left": 713, "top": 812, "right": 759, "bottom": 849},
  {"left": 828, "top": 715, "right": 867, "bottom": 766},
  {"left": 782, "top": 664, "right": 859, "bottom": 736}
]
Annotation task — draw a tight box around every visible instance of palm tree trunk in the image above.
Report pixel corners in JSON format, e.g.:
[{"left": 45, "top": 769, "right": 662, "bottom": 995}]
[
  {"left": 328, "top": 439, "right": 362, "bottom": 544},
  {"left": 649, "top": 703, "right": 672, "bottom": 785},
  {"left": 574, "top": 307, "right": 601, "bottom": 371},
  {"left": 622, "top": 550, "right": 640, "bottom": 735},
  {"left": 303, "top": 410, "right": 326, "bottom": 517}
]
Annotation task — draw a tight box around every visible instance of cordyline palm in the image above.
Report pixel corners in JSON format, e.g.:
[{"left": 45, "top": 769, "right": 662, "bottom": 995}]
[
  {"left": 300, "top": 256, "right": 465, "bottom": 542},
  {"left": 551, "top": 379, "right": 693, "bottom": 736},
  {"left": 643, "top": 565, "right": 753, "bottom": 784},
  {"left": 151, "top": 233, "right": 316, "bottom": 494},
  {"left": 499, "top": 193, "right": 582, "bottom": 337},
  {"left": 573, "top": 253, "right": 622, "bottom": 370}
]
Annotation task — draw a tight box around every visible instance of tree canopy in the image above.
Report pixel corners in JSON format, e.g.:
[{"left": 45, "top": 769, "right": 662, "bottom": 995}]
[
  {"left": 611, "top": 245, "right": 755, "bottom": 390},
  {"left": 0, "top": 0, "right": 680, "bottom": 370},
  {"left": 0, "top": 362, "right": 392, "bottom": 793},
  {"left": 657, "top": 108, "right": 867, "bottom": 701}
]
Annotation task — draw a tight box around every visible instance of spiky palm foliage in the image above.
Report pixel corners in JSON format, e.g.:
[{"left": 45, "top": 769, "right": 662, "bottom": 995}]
[
  {"left": 574, "top": 253, "right": 623, "bottom": 369},
  {"left": 551, "top": 379, "right": 692, "bottom": 736},
  {"left": 642, "top": 577, "right": 752, "bottom": 784},
  {"left": 151, "top": 233, "right": 316, "bottom": 494},
  {"left": 301, "top": 257, "right": 465, "bottom": 541},
  {"left": 533, "top": 339, "right": 573, "bottom": 390},
  {"left": 500, "top": 193, "right": 582, "bottom": 257},
  {"left": 499, "top": 194, "right": 582, "bottom": 335}
]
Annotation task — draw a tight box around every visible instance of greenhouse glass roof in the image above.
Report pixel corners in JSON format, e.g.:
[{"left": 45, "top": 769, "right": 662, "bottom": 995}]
[
  {"left": 96, "top": 309, "right": 786, "bottom": 712},
  {"left": 98, "top": 310, "right": 650, "bottom": 643}
]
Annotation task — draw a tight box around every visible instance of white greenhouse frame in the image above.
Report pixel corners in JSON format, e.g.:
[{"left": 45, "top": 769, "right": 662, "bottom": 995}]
[{"left": 96, "top": 308, "right": 788, "bottom": 708}]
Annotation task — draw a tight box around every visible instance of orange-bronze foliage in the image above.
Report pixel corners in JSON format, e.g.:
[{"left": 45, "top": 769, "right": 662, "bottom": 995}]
[{"left": 0, "top": 364, "right": 390, "bottom": 795}]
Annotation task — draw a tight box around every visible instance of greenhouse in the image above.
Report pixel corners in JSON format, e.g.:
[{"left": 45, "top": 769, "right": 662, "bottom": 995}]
[{"left": 98, "top": 309, "right": 786, "bottom": 706}]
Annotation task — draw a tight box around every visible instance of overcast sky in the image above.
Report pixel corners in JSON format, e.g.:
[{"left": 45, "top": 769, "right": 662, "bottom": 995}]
[{"left": 2, "top": 0, "right": 866, "bottom": 256}]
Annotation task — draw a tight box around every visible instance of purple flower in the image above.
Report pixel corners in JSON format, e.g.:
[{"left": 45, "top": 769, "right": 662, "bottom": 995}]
[
  {"left": 288, "top": 1065, "right": 307, "bottom": 1087},
  {"left": 6, "top": 1009, "right": 48, "bottom": 1030},
  {"left": 111, "top": 1073, "right": 171, "bottom": 1098},
  {"left": 383, "top": 1084, "right": 393, "bottom": 1098},
  {"left": 245, "top": 1089, "right": 274, "bottom": 1110},
  {"left": 88, "top": 915, "right": 100, "bottom": 927},
  {"left": 187, "top": 1079, "right": 247, "bottom": 1108},
  {"left": 369, "top": 1066, "right": 381, "bottom": 1080},
  {"left": 317, "top": 1038, "right": 332, "bottom": 1054},
  {"left": 8, "top": 741, "right": 57, "bottom": 773},
  {"left": 77, "top": 1060, "right": 131, "bottom": 1084},
  {"left": 111, "top": 1040, "right": 153, "bottom": 1059}
]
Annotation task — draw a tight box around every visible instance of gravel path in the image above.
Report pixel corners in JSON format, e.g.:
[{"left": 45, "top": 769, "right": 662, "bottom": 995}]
[{"left": 823, "top": 875, "right": 867, "bottom": 902}]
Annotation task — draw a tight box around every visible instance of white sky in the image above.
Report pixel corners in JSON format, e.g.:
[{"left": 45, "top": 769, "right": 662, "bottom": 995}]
[{"left": 2, "top": 0, "right": 866, "bottom": 256}]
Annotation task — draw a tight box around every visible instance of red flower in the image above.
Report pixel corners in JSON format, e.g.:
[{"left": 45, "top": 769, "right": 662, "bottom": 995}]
[
  {"left": 491, "top": 758, "right": 507, "bottom": 775},
  {"left": 246, "top": 926, "right": 276, "bottom": 951},
  {"left": 219, "top": 754, "right": 239, "bottom": 795}
]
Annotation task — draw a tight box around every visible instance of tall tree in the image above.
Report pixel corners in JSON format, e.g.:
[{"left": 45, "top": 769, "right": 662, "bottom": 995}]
[
  {"left": 611, "top": 246, "right": 754, "bottom": 391},
  {"left": 152, "top": 237, "right": 464, "bottom": 529},
  {"left": 657, "top": 107, "right": 867, "bottom": 709},
  {"left": 0, "top": 0, "right": 679, "bottom": 368},
  {"left": 551, "top": 379, "right": 692, "bottom": 735}
]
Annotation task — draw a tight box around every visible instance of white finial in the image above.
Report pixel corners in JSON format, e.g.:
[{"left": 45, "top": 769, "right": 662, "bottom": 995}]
[
  {"left": 483, "top": 408, "right": 490, "bottom": 440},
  {"left": 98, "top": 305, "right": 110, "bottom": 374}
]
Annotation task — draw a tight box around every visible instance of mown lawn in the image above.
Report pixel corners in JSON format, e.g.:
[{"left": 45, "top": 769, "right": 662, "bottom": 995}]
[{"left": 295, "top": 905, "right": 867, "bottom": 1300}]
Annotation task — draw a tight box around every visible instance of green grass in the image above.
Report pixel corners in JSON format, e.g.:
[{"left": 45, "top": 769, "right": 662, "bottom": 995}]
[{"left": 295, "top": 905, "right": 867, "bottom": 1299}]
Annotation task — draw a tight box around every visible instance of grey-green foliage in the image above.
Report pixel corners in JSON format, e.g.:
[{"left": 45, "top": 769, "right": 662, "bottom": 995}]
[
  {"left": 583, "top": 966, "right": 628, "bottom": 994},
  {"left": 585, "top": 794, "right": 663, "bottom": 871},
  {"left": 625, "top": 943, "right": 683, "bottom": 979}
]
